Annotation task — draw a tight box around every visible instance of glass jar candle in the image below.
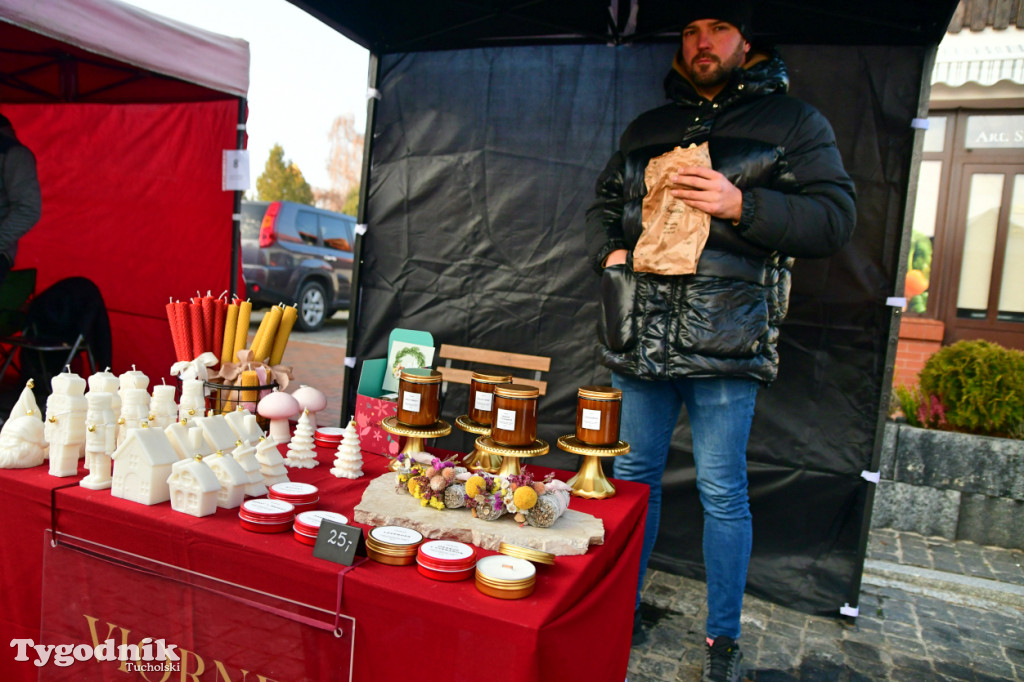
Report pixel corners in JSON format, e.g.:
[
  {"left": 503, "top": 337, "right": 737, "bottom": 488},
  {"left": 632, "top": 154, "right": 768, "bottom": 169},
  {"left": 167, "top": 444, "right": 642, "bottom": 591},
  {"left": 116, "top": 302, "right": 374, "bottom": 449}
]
[
  {"left": 397, "top": 368, "right": 442, "bottom": 426},
  {"left": 468, "top": 372, "right": 512, "bottom": 425},
  {"left": 491, "top": 384, "right": 539, "bottom": 446},
  {"left": 575, "top": 385, "right": 622, "bottom": 446}
]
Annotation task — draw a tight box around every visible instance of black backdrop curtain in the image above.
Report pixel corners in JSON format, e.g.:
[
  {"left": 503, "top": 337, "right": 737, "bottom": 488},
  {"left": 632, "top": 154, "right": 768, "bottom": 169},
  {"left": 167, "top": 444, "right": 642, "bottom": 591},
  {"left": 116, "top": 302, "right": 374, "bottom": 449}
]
[{"left": 351, "top": 42, "right": 927, "bottom": 614}]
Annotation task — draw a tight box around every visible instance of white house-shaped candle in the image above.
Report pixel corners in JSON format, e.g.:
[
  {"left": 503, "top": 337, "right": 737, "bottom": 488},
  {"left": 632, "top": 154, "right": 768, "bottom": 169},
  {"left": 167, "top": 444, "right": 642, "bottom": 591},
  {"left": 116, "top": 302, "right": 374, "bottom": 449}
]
[
  {"left": 195, "top": 414, "right": 240, "bottom": 453},
  {"left": 110, "top": 427, "right": 180, "bottom": 505},
  {"left": 254, "top": 436, "right": 289, "bottom": 486},
  {"left": 167, "top": 456, "right": 221, "bottom": 517},
  {"left": 203, "top": 451, "right": 248, "bottom": 509},
  {"left": 232, "top": 440, "right": 267, "bottom": 497},
  {"left": 224, "top": 408, "right": 264, "bottom": 445}
]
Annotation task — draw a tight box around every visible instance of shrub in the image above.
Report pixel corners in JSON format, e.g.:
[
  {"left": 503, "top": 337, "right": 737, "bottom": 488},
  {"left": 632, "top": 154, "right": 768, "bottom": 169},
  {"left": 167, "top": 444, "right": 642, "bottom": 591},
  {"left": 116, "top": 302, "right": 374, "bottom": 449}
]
[
  {"left": 918, "top": 339, "right": 1024, "bottom": 437},
  {"left": 890, "top": 384, "right": 923, "bottom": 428}
]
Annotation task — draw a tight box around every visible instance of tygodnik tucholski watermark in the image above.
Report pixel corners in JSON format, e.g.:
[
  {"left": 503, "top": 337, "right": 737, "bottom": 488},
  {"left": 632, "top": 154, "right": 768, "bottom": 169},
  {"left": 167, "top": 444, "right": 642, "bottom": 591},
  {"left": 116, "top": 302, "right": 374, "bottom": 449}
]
[{"left": 10, "top": 637, "right": 181, "bottom": 669}]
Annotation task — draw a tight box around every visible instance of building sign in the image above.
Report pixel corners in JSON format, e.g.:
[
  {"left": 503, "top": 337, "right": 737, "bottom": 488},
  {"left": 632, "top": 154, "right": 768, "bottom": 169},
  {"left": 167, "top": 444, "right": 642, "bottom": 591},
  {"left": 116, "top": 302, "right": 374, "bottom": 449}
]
[{"left": 965, "top": 115, "right": 1024, "bottom": 149}]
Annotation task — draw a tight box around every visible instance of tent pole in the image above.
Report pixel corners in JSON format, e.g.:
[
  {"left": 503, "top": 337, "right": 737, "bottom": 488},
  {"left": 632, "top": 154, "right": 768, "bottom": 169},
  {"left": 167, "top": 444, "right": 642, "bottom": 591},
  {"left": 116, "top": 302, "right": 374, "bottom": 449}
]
[
  {"left": 339, "top": 53, "right": 381, "bottom": 426},
  {"left": 846, "top": 43, "right": 939, "bottom": 622},
  {"left": 230, "top": 96, "right": 247, "bottom": 299}
]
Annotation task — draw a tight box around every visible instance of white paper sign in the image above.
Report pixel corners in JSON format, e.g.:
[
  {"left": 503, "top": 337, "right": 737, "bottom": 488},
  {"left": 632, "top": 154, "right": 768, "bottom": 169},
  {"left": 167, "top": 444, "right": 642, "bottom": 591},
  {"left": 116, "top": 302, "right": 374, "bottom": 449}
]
[
  {"left": 402, "top": 391, "right": 422, "bottom": 413},
  {"left": 581, "top": 408, "right": 602, "bottom": 431},
  {"left": 495, "top": 408, "right": 516, "bottom": 431},
  {"left": 473, "top": 391, "right": 493, "bottom": 412},
  {"left": 222, "top": 150, "right": 250, "bottom": 191}
]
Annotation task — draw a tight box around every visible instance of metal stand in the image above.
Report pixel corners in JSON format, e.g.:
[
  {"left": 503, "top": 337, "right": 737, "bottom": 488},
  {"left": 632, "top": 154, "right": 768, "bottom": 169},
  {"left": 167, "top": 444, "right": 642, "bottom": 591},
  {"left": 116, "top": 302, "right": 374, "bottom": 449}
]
[
  {"left": 556, "top": 435, "right": 630, "bottom": 499},
  {"left": 474, "top": 436, "right": 549, "bottom": 477},
  {"left": 454, "top": 415, "right": 501, "bottom": 473},
  {"left": 380, "top": 416, "right": 452, "bottom": 470}
]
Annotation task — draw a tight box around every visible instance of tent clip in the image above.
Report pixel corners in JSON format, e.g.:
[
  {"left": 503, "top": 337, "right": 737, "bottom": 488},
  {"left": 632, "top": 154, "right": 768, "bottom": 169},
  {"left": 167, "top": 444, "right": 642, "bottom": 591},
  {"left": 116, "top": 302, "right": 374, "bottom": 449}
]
[
  {"left": 237, "top": 123, "right": 246, "bottom": 131},
  {"left": 861, "top": 470, "right": 880, "bottom": 484},
  {"left": 344, "top": 356, "right": 357, "bottom": 368},
  {"left": 366, "top": 87, "right": 382, "bottom": 101},
  {"left": 355, "top": 224, "right": 368, "bottom": 236},
  {"left": 911, "top": 118, "right": 929, "bottom": 130},
  {"left": 232, "top": 213, "right": 243, "bottom": 221},
  {"left": 886, "top": 296, "right": 907, "bottom": 308},
  {"left": 840, "top": 603, "right": 859, "bottom": 617}
]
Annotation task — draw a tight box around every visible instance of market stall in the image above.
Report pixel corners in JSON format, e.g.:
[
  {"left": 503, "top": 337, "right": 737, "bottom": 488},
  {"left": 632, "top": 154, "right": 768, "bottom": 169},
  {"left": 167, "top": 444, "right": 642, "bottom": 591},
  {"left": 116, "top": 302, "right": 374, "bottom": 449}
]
[
  {"left": 291, "top": 0, "right": 961, "bottom": 617},
  {"left": 0, "top": 445, "right": 645, "bottom": 681},
  {"left": 0, "top": 0, "right": 249, "bottom": 382}
]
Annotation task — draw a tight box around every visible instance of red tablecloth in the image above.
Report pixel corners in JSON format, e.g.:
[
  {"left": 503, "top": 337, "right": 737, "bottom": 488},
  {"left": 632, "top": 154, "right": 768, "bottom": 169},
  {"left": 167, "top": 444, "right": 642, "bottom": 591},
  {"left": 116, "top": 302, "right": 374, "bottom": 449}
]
[{"left": 1, "top": 446, "right": 646, "bottom": 681}]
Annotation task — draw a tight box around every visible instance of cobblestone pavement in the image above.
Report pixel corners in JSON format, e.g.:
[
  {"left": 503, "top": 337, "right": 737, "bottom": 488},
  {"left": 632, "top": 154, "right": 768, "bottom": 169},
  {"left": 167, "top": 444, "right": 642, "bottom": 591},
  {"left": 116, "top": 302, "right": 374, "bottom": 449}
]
[{"left": 629, "top": 529, "right": 1024, "bottom": 681}]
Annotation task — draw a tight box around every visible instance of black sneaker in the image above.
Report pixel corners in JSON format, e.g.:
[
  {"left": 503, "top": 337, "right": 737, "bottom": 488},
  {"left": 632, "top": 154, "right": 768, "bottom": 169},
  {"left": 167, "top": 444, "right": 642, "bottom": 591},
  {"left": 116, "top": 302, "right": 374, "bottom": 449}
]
[
  {"left": 631, "top": 609, "right": 648, "bottom": 647},
  {"left": 703, "top": 635, "right": 742, "bottom": 682}
]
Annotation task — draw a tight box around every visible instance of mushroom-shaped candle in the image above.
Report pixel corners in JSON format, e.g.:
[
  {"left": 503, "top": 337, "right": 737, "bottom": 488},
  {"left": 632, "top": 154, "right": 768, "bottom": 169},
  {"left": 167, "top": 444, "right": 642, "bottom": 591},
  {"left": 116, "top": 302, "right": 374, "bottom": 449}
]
[
  {"left": 290, "top": 385, "right": 327, "bottom": 430},
  {"left": 258, "top": 390, "right": 300, "bottom": 443}
]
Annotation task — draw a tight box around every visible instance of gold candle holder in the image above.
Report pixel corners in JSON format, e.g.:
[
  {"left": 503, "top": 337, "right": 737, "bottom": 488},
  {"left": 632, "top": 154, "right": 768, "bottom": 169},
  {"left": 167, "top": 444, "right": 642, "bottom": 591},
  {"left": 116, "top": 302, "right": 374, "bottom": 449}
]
[
  {"left": 380, "top": 416, "right": 452, "bottom": 470},
  {"left": 556, "top": 434, "right": 630, "bottom": 500},
  {"left": 474, "top": 435, "right": 548, "bottom": 477},
  {"left": 455, "top": 414, "right": 502, "bottom": 473}
]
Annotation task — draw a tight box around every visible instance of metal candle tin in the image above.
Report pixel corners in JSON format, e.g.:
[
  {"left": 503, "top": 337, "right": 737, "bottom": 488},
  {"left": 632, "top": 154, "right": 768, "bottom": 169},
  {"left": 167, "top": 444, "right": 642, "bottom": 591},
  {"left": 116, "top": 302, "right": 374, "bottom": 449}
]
[
  {"left": 397, "top": 368, "right": 442, "bottom": 426},
  {"left": 575, "top": 385, "right": 623, "bottom": 446},
  {"left": 268, "top": 482, "right": 320, "bottom": 513},
  {"left": 416, "top": 540, "right": 477, "bottom": 581},
  {"left": 490, "top": 384, "right": 539, "bottom": 446},
  {"left": 475, "top": 555, "right": 537, "bottom": 599},
  {"left": 365, "top": 526, "right": 424, "bottom": 565},
  {"left": 293, "top": 510, "right": 349, "bottom": 545},
  {"left": 238, "top": 498, "right": 296, "bottom": 533},
  {"left": 499, "top": 542, "right": 555, "bottom": 566},
  {"left": 468, "top": 372, "right": 512, "bottom": 425}
]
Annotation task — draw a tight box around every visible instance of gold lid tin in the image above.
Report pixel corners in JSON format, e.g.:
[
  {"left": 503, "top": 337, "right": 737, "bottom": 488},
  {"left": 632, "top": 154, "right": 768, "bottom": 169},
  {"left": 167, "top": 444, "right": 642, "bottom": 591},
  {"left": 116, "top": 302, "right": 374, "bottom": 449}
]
[
  {"left": 475, "top": 555, "right": 537, "bottom": 599},
  {"left": 399, "top": 368, "right": 442, "bottom": 384},
  {"left": 365, "top": 526, "right": 424, "bottom": 566},
  {"left": 499, "top": 542, "right": 555, "bottom": 566},
  {"left": 493, "top": 384, "right": 540, "bottom": 399}
]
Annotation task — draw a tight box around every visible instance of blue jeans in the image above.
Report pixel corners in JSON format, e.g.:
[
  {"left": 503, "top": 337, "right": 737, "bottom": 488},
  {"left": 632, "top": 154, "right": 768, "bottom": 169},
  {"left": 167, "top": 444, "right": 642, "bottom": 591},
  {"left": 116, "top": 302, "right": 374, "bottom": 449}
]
[{"left": 611, "top": 372, "right": 757, "bottom": 641}]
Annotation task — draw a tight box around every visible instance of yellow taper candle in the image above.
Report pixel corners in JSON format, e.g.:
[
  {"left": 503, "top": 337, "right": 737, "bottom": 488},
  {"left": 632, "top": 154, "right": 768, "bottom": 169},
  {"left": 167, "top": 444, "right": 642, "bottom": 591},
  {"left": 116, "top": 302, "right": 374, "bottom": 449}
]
[
  {"left": 269, "top": 305, "right": 298, "bottom": 366},
  {"left": 233, "top": 300, "right": 252, "bottom": 363},
  {"left": 221, "top": 304, "right": 239, "bottom": 366},
  {"left": 251, "top": 304, "right": 282, "bottom": 363},
  {"left": 239, "top": 370, "right": 259, "bottom": 405}
]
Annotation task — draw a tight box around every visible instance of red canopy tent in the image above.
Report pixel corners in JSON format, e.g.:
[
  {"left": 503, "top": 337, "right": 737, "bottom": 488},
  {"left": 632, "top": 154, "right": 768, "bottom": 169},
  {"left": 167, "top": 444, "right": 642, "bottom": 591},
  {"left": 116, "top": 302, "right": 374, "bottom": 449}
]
[{"left": 0, "top": 0, "right": 249, "bottom": 382}]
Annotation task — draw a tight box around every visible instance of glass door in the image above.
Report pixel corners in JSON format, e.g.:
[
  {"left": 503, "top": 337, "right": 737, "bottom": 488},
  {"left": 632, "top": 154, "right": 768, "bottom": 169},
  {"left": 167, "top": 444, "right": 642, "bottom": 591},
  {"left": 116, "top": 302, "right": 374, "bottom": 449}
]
[{"left": 944, "top": 164, "right": 1024, "bottom": 347}]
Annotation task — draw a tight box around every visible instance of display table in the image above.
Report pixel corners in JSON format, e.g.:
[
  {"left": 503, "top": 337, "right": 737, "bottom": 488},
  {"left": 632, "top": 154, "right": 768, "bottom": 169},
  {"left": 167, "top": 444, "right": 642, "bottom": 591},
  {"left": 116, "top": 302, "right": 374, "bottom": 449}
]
[{"left": 0, "top": 445, "right": 646, "bottom": 681}]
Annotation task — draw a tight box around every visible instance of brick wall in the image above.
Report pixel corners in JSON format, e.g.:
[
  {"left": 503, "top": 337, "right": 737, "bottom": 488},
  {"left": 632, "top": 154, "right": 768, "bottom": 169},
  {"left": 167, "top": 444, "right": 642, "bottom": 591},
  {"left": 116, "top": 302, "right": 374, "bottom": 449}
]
[{"left": 894, "top": 317, "right": 945, "bottom": 387}]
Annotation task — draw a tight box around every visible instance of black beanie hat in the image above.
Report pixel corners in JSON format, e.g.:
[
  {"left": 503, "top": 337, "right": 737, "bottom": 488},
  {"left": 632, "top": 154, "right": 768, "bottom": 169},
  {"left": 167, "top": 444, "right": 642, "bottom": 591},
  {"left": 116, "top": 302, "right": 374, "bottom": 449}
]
[{"left": 679, "top": 0, "right": 754, "bottom": 40}]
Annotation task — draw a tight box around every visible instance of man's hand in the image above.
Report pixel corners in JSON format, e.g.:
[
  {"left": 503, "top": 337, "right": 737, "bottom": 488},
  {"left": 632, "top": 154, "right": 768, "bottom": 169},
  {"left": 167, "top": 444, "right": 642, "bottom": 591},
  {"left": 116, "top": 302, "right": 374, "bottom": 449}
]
[
  {"left": 670, "top": 166, "right": 743, "bottom": 223},
  {"left": 603, "top": 249, "right": 628, "bottom": 267}
]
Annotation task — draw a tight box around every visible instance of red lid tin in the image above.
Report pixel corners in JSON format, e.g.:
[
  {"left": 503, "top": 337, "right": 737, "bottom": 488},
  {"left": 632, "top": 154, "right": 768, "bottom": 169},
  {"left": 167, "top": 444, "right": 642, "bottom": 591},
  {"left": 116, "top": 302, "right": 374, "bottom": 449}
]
[
  {"left": 268, "top": 482, "right": 319, "bottom": 503},
  {"left": 293, "top": 510, "right": 349, "bottom": 537},
  {"left": 416, "top": 540, "right": 477, "bottom": 581},
  {"left": 239, "top": 498, "right": 295, "bottom": 533}
]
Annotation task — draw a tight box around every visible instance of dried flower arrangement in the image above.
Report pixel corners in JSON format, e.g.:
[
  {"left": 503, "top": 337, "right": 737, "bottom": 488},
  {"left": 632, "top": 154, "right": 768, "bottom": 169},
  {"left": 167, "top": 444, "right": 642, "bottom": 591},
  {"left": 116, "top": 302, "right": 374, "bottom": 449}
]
[{"left": 393, "top": 453, "right": 571, "bottom": 526}]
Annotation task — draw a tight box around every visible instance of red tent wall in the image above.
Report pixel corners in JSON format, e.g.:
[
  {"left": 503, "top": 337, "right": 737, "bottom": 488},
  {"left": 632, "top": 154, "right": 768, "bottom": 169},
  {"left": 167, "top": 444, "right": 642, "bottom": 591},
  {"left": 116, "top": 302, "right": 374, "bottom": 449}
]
[{"left": 3, "top": 100, "right": 239, "bottom": 381}]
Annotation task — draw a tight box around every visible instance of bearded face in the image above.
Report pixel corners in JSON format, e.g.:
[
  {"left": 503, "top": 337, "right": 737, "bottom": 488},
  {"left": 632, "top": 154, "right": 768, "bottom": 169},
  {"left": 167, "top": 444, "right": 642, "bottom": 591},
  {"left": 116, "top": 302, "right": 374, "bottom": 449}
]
[
  {"left": 0, "top": 416, "right": 46, "bottom": 469},
  {"left": 680, "top": 19, "right": 751, "bottom": 99}
]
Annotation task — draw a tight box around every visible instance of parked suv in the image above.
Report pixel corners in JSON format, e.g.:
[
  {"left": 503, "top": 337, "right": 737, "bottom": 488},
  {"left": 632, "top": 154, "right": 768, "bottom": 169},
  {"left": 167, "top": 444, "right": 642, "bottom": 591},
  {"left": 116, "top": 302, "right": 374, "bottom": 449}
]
[{"left": 240, "top": 200, "right": 355, "bottom": 331}]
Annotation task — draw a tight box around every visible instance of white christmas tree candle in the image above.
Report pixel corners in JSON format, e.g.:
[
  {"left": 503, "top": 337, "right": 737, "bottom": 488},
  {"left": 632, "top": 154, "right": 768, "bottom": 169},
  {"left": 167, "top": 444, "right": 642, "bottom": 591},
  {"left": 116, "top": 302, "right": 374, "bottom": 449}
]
[
  {"left": 331, "top": 419, "right": 363, "bottom": 479},
  {"left": 284, "top": 409, "right": 317, "bottom": 469}
]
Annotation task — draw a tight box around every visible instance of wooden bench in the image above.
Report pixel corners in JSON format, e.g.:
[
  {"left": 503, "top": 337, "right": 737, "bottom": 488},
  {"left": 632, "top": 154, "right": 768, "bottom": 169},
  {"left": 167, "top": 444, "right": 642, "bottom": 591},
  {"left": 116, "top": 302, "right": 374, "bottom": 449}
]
[{"left": 437, "top": 344, "right": 550, "bottom": 396}]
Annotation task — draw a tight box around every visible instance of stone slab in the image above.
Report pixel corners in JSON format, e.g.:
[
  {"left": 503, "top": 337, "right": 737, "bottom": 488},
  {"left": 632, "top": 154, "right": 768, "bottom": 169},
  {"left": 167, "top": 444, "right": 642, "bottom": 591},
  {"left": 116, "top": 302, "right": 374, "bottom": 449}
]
[
  {"left": 353, "top": 472, "right": 604, "bottom": 555},
  {"left": 956, "top": 493, "right": 1024, "bottom": 550},
  {"left": 870, "top": 480, "right": 960, "bottom": 539},
  {"left": 893, "top": 425, "right": 1024, "bottom": 499}
]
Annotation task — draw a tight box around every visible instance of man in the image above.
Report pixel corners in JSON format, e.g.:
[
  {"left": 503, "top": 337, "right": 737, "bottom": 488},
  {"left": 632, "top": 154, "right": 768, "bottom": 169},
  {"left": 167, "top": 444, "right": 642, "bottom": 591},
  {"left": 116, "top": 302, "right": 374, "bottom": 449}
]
[
  {"left": 0, "top": 114, "right": 42, "bottom": 286},
  {"left": 585, "top": 3, "right": 856, "bottom": 681}
]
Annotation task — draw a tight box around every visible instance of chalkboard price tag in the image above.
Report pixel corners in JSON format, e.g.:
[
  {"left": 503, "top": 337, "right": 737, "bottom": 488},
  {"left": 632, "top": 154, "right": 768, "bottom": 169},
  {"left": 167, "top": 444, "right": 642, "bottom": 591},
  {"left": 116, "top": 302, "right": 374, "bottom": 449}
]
[{"left": 312, "top": 520, "right": 363, "bottom": 566}]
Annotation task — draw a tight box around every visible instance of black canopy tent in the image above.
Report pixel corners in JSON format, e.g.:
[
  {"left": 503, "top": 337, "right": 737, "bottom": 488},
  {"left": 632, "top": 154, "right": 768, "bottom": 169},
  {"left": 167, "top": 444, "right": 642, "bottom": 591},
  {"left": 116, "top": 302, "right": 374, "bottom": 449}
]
[{"left": 291, "top": 0, "right": 958, "bottom": 616}]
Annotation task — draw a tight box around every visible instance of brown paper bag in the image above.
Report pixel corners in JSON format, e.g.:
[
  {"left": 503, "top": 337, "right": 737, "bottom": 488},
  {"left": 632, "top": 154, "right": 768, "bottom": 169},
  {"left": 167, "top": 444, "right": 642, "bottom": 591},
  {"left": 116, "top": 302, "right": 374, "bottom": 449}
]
[{"left": 634, "top": 143, "right": 712, "bottom": 275}]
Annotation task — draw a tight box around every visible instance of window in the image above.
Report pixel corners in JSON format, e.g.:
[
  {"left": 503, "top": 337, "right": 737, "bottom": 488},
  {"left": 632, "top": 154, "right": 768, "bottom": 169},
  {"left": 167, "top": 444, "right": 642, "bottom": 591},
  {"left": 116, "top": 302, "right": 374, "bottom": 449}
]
[{"left": 321, "top": 215, "right": 354, "bottom": 252}]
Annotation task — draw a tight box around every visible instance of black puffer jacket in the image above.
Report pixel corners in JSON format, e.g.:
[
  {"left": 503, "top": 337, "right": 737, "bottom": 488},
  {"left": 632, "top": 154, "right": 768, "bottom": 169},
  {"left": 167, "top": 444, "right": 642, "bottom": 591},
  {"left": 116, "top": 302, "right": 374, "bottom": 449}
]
[{"left": 586, "top": 51, "right": 856, "bottom": 383}]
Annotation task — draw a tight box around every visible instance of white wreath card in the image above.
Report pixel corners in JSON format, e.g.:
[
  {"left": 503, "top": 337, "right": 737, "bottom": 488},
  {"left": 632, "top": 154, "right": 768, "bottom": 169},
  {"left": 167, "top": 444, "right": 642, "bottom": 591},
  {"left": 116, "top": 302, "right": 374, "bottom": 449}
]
[{"left": 381, "top": 341, "right": 435, "bottom": 393}]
